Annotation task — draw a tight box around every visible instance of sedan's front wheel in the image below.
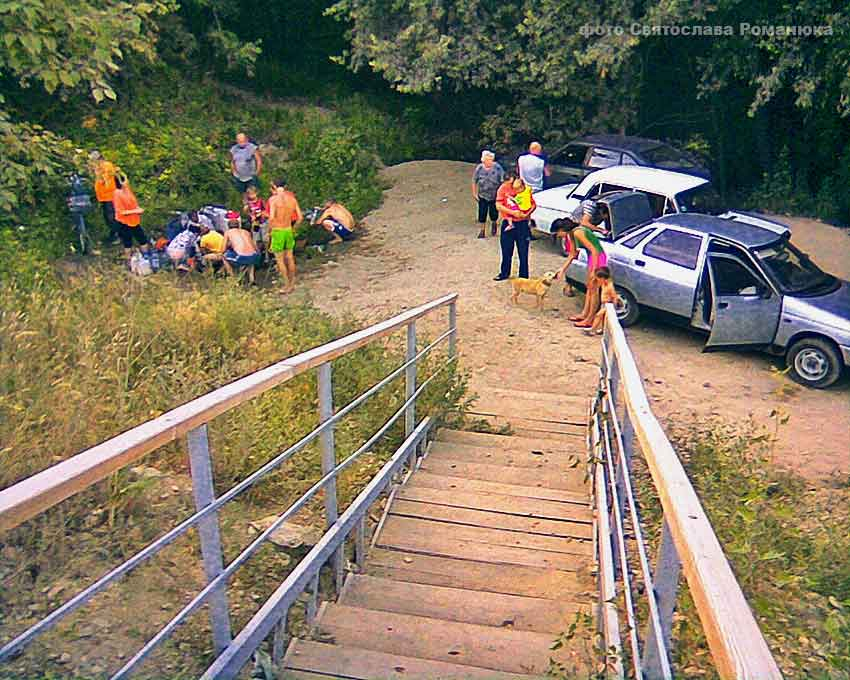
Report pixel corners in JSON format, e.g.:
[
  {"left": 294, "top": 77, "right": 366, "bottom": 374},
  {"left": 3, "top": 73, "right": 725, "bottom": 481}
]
[{"left": 787, "top": 337, "right": 843, "bottom": 389}]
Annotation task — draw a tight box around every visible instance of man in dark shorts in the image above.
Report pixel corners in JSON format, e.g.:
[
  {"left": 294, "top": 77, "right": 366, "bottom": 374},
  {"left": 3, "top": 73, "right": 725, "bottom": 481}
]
[
  {"left": 112, "top": 175, "right": 150, "bottom": 264},
  {"left": 315, "top": 199, "right": 356, "bottom": 244},
  {"left": 230, "top": 132, "right": 263, "bottom": 196},
  {"left": 471, "top": 150, "right": 505, "bottom": 238},
  {"left": 222, "top": 221, "right": 261, "bottom": 284}
]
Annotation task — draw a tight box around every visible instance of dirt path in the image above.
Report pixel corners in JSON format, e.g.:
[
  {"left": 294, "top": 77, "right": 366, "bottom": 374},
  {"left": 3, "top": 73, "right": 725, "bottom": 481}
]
[{"left": 298, "top": 160, "right": 849, "bottom": 481}]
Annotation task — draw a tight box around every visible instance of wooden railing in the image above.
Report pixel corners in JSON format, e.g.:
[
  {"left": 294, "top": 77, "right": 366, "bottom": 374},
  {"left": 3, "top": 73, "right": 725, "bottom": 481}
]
[
  {"left": 0, "top": 293, "right": 458, "bottom": 679},
  {"left": 591, "top": 303, "right": 783, "bottom": 680}
]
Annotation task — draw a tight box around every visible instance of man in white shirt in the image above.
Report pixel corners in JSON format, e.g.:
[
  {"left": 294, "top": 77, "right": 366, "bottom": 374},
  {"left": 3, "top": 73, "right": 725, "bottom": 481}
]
[{"left": 516, "top": 141, "right": 550, "bottom": 192}]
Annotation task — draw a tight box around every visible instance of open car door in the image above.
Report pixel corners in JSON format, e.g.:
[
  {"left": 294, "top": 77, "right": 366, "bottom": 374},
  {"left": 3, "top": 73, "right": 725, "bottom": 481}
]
[
  {"left": 606, "top": 192, "right": 655, "bottom": 239},
  {"left": 705, "top": 252, "right": 782, "bottom": 348}
]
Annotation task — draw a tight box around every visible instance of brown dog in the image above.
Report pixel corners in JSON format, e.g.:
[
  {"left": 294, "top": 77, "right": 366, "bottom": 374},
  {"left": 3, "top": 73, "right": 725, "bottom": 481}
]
[{"left": 510, "top": 271, "right": 556, "bottom": 309}]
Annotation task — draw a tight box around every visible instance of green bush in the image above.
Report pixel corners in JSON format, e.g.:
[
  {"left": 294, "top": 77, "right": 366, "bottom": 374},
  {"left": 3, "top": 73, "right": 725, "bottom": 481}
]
[{"left": 287, "top": 119, "right": 383, "bottom": 216}]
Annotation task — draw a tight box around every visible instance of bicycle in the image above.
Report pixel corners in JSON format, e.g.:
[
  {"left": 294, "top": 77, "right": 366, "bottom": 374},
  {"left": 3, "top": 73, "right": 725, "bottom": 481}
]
[{"left": 67, "top": 174, "right": 95, "bottom": 255}]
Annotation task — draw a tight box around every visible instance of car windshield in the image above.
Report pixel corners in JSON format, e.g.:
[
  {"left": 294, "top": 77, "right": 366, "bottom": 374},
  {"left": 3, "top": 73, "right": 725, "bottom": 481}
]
[
  {"left": 675, "top": 184, "right": 725, "bottom": 215},
  {"left": 754, "top": 239, "right": 833, "bottom": 295},
  {"left": 642, "top": 144, "right": 698, "bottom": 169}
]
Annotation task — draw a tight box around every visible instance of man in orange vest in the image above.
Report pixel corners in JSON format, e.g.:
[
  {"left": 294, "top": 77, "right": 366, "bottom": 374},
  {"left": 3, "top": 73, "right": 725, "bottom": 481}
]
[{"left": 89, "top": 151, "right": 120, "bottom": 244}]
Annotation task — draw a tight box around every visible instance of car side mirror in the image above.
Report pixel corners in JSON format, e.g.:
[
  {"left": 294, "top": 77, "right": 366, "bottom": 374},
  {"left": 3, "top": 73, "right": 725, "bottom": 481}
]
[{"left": 740, "top": 286, "right": 758, "bottom": 296}]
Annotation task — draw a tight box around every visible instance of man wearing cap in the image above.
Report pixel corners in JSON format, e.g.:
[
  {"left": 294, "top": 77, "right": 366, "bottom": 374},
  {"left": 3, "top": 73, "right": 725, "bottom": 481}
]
[
  {"left": 516, "top": 141, "right": 550, "bottom": 193},
  {"left": 471, "top": 150, "right": 505, "bottom": 238}
]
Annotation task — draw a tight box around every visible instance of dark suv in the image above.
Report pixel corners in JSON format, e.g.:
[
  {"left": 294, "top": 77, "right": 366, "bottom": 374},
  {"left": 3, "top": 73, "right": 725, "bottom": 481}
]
[{"left": 547, "top": 134, "right": 710, "bottom": 187}]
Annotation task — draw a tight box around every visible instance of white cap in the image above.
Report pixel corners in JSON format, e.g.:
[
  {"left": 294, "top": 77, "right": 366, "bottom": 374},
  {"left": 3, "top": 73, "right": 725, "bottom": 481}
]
[{"left": 481, "top": 150, "right": 495, "bottom": 161}]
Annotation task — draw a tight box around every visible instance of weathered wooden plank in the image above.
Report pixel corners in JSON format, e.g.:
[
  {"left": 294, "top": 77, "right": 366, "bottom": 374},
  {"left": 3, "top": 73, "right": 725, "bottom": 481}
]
[
  {"left": 375, "top": 516, "right": 591, "bottom": 565},
  {"left": 407, "top": 471, "right": 588, "bottom": 504},
  {"left": 466, "top": 415, "right": 585, "bottom": 439},
  {"left": 341, "top": 574, "right": 588, "bottom": 634},
  {"left": 436, "top": 429, "right": 567, "bottom": 451},
  {"left": 395, "top": 485, "right": 592, "bottom": 521},
  {"left": 0, "top": 294, "right": 458, "bottom": 532},
  {"left": 283, "top": 640, "right": 540, "bottom": 680},
  {"left": 389, "top": 498, "right": 592, "bottom": 540},
  {"left": 428, "top": 441, "right": 580, "bottom": 470},
  {"left": 315, "top": 604, "right": 579, "bottom": 675},
  {"left": 366, "top": 548, "right": 589, "bottom": 599},
  {"left": 418, "top": 458, "right": 586, "bottom": 492}
]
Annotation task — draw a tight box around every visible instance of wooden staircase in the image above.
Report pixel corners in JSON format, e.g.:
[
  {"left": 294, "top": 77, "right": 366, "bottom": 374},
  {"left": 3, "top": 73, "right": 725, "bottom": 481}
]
[{"left": 282, "top": 389, "right": 593, "bottom": 679}]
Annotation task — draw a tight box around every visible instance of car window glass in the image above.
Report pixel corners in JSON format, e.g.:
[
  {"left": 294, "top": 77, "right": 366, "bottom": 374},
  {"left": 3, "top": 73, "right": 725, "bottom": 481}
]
[
  {"left": 586, "top": 148, "right": 621, "bottom": 169},
  {"left": 601, "top": 183, "right": 630, "bottom": 194},
  {"left": 643, "top": 192, "right": 667, "bottom": 217},
  {"left": 553, "top": 144, "right": 587, "bottom": 166},
  {"left": 620, "top": 228, "right": 654, "bottom": 249},
  {"left": 621, "top": 153, "right": 638, "bottom": 165},
  {"left": 710, "top": 257, "right": 767, "bottom": 296},
  {"left": 643, "top": 229, "right": 702, "bottom": 269},
  {"left": 585, "top": 183, "right": 603, "bottom": 198}
]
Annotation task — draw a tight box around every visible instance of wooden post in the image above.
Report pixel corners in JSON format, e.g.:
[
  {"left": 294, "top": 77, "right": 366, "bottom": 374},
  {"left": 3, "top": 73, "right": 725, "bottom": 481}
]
[
  {"left": 187, "top": 425, "right": 232, "bottom": 654},
  {"left": 317, "top": 363, "right": 344, "bottom": 594},
  {"left": 643, "top": 518, "right": 681, "bottom": 677},
  {"left": 405, "top": 322, "right": 417, "bottom": 437}
]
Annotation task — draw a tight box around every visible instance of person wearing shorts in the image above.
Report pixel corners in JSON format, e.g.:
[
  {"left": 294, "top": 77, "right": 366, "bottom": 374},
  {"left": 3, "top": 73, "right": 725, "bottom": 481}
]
[
  {"left": 471, "top": 150, "right": 504, "bottom": 238},
  {"left": 315, "top": 199, "right": 356, "bottom": 245},
  {"left": 267, "top": 177, "right": 302, "bottom": 293},
  {"left": 112, "top": 176, "right": 150, "bottom": 263},
  {"left": 554, "top": 199, "right": 610, "bottom": 326},
  {"left": 222, "top": 223, "right": 261, "bottom": 284}
]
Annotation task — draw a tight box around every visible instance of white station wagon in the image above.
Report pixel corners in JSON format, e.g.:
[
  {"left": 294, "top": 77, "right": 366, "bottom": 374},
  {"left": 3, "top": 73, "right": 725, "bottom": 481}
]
[{"left": 530, "top": 166, "right": 781, "bottom": 248}]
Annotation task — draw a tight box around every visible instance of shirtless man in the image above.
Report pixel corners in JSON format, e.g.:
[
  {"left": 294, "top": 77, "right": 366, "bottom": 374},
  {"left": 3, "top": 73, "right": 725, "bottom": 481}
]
[
  {"left": 222, "top": 221, "right": 261, "bottom": 284},
  {"left": 315, "top": 198, "right": 355, "bottom": 244},
  {"left": 268, "top": 176, "right": 302, "bottom": 293}
]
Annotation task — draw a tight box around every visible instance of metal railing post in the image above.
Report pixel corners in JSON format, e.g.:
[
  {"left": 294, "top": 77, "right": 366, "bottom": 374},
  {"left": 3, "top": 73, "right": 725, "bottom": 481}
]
[
  {"left": 643, "top": 518, "right": 682, "bottom": 677},
  {"left": 271, "top": 608, "right": 289, "bottom": 666},
  {"left": 405, "top": 322, "right": 417, "bottom": 437},
  {"left": 448, "top": 302, "right": 457, "bottom": 358},
  {"left": 354, "top": 516, "right": 366, "bottom": 570},
  {"left": 187, "top": 425, "right": 232, "bottom": 654},
  {"left": 317, "top": 362, "right": 344, "bottom": 594}
]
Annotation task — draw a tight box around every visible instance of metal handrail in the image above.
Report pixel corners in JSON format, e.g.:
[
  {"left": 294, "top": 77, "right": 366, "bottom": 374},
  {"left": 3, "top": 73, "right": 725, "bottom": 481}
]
[
  {"left": 0, "top": 293, "right": 458, "bottom": 532},
  {"left": 593, "top": 303, "right": 782, "bottom": 680},
  {"left": 0, "top": 294, "right": 458, "bottom": 679}
]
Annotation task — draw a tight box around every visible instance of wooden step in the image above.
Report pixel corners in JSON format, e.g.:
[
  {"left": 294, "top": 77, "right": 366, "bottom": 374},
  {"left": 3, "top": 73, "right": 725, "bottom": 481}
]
[
  {"left": 418, "top": 458, "right": 585, "bottom": 492},
  {"left": 283, "top": 640, "right": 539, "bottom": 679},
  {"left": 436, "top": 429, "right": 571, "bottom": 451},
  {"left": 389, "top": 498, "right": 592, "bottom": 540},
  {"left": 374, "top": 516, "right": 590, "bottom": 568},
  {"left": 466, "top": 414, "right": 585, "bottom": 440},
  {"left": 395, "top": 485, "right": 592, "bottom": 522},
  {"left": 341, "top": 574, "right": 588, "bottom": 634},
  {"left": 366, "top": 548, "right": 590, "bottom": 599},
  {"left": 313, "top": 604, "right": 577, "bottom": 675},
  {"left": 427, "top": 440, "right": 582, "bottom": 470},
  {"left": 407, "top": 471, "right": 587, "bottom": 504}
]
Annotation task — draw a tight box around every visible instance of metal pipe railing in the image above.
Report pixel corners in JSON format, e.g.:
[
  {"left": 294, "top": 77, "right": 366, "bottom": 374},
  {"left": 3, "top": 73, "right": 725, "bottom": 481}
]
[
  {"left": 0, "top": 294, "right": 459, "bottom": 680},
  {"left": 593, "top": 303, "right": 782, "bottom": 680}
]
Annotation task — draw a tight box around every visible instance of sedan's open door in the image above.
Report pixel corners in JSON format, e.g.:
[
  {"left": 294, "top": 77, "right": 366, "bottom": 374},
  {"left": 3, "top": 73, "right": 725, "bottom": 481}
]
[{"left": 705, "top": 252, "right": 782, "bottom": 348}]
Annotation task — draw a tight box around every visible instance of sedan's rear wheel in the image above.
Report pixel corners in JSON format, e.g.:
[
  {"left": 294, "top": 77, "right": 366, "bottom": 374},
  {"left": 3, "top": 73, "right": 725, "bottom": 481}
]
[
  {"left": 615, "top": 287, "right": 640, "bottom": 327},
  {"left": 787, "top": 337, "right": 842, "bottom": 389}
]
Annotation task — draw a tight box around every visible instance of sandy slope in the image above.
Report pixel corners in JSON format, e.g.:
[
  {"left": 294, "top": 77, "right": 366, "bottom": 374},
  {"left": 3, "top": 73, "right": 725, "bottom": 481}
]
[{"left": 300, "top": 160, "right": 849, "bottom": 481}]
